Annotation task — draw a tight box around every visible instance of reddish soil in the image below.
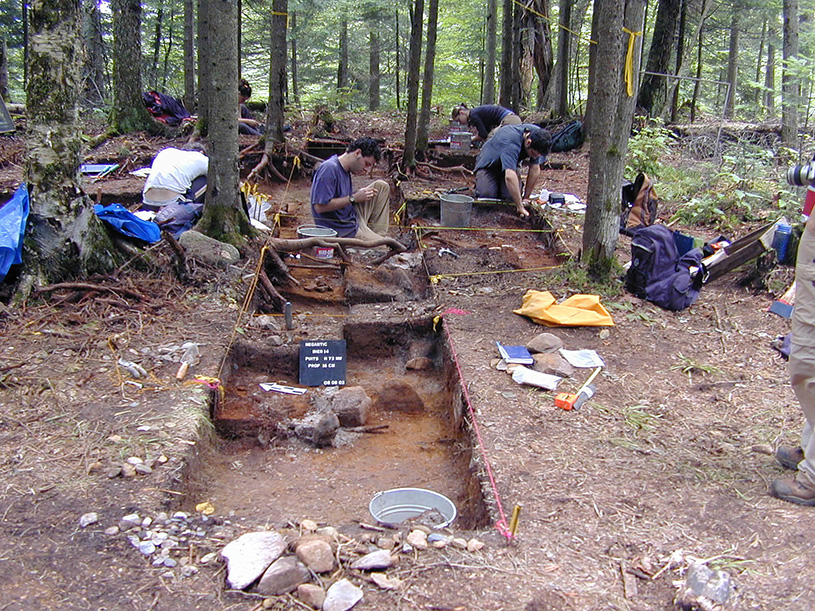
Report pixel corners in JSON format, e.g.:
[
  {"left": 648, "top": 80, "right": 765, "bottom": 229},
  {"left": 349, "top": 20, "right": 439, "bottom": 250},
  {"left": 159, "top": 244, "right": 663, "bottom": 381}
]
[{"left": 0, "top": 113, "right": 811, "bottom": 610}]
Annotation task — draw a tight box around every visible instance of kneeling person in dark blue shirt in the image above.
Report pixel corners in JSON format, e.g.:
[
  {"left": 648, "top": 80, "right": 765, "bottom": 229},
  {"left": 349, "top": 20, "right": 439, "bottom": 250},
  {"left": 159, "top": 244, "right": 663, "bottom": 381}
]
[{"left": 474, "top": 124, "right": 551, "bottom": 218}]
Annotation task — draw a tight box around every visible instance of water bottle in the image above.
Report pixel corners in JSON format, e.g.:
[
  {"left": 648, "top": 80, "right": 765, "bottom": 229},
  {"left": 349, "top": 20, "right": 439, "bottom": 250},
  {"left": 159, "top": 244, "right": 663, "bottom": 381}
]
[{"left": 772, "top": 223, "right": 792, "bottom": 264}]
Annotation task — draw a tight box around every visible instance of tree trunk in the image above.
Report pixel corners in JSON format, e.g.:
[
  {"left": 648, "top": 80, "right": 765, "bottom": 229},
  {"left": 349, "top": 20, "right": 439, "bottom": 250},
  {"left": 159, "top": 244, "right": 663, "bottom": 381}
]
[
  {"left": 369, "top": 29, "right": 380, "bottom": 111},
  {"left": 291, "top": 11, "right": 299, "bottom": 107},
  {"left": 668, "top": 0, "right": 685, "bottom": 122},
  {"left": 197, "top": 0, "right": 210, "bottom": 131},
  {"left": 499, "top": 0, "right": 513, "bottom": 107},
  {"left": 723, "top": 10, "right": 738, "bottom": 120},
  {"left": 151, "top": 3, "right": 163, "bottom": 86},
  {"left": 81, "top": 0, "right": 106, "bottom": 106},
  {"left": 266, "top": 0, "right": 286, "bottom": 143},
  {"left": 184, "top": 0, "right": 195, "bottom": 112},
  {"left": 194, "top": 0, "right": 251, "bottom": 245},
  {"left": 764, "top": 39, "right": 775, "bottom": 115},
  {"left": 512, "top": 1, "right": 523, "bottom": 109},
  {"left": 0, "top": 37, "right": 7, "bottom": 101},
  {"left": 160, "top": 6, "right": 175, "bottom": 91},
  {"left": 395, "top": 10, "right": 400, "bottom": 110},
  {"left": 24, "top": 0, "right": 119, "bottom": 290},
  {"left": 483, "top": 0, "right": 497, "bottom": 104},
  {"left": 110, "top": 0, "right": 153, "bottom": 133},
  {"left": 556, "top": 0, "right": 571, "bottom": 116},
  {"left": 689, "top": 0, "right": 710, "bottom": 123},
  {"left": 781, "top": 0, "right": 799, "bottom": 145},
  {"left": 417, "top": 0, "right": 438, "bottom": 153},
  {"left": 637, "top": 0, "right": 681, "bottom": 117},
  {"left": 583, "top": 0, "right": 601, "bottom": 138},
  {"left": 530, "top": 0, "right": 553, "bottom": 110},
  {"left": 754, "top": 18, "right": 766, "bottom": 108},
  {"left": 583, "top": 0, "right": 645, "bottom": 280},
  {"left": 402, "top": 0, "right": 423, "bottom": 170},
  {"left": 337, "top": 18, "right": 348, "bottom": 95}
]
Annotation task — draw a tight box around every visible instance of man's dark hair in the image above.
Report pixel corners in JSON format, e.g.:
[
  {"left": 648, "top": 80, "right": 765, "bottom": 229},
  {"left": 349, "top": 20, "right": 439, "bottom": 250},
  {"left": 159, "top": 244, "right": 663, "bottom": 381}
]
[
  {"left": 451, "top": 103, "right": 468, "bottom": 120},
  {"left": 527, "top": 127, "right": 552, "bottom": 158},
  {"left": 239, "top": 79, "right": 252, "bottom": 98},
  {"left": 347, "top": 137, "right": 382, "bottom": 162}
]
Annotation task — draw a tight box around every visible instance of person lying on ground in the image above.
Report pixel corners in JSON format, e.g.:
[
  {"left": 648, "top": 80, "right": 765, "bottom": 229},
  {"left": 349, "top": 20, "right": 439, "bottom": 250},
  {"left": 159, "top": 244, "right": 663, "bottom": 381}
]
[
  {"left": 142, "top": 145, "right": 208, "bottom": 209},
  {"left": 310, "top": 137, "right": 390, "bottom": 242},
  {"left": 239, "top": 79, "right": 264, "bottom": 136},
  {"left": 451, "top": 103, "right": 522, "bottom": 143},
  {"left": 473, "top": 124, "right": 551, "bottom": 218}
]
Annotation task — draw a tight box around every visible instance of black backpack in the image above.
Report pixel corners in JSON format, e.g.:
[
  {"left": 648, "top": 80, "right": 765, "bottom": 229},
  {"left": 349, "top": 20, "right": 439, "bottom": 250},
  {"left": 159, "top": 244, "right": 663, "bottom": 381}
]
[
  {"left": 626, "top": 224, "right": 705, "bottom": 311},
  {"left": 550, "top": 120, "right": 584, "bottom": 153}
]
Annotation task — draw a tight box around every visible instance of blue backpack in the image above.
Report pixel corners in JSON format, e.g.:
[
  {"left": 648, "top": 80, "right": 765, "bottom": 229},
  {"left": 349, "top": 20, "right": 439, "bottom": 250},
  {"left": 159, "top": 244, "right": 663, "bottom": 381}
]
[
  {"left": 626, "top": 224, "right": 705, "bottom": 311},
  {"left": 550, "top": 120, "right": 584, "bottom": 153}
]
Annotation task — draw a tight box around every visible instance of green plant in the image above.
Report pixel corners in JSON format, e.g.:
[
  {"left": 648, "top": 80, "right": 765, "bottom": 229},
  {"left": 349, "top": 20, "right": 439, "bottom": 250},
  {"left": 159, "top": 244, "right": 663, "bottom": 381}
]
[
  {"left": 622, "top": 404, "right": 660, "bottom": 434},
  {"left": 626, "top": 118, "right": 675, "bottom": 178},
  {"left": 671, "top": 353, "right": 720, "bottom": 381}
]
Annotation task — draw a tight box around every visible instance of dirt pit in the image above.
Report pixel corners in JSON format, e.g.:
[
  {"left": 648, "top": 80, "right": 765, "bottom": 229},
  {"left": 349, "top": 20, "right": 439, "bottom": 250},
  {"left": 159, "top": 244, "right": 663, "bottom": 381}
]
[{"left": 198, "top": 319, "right": 488, "bottom": 529}]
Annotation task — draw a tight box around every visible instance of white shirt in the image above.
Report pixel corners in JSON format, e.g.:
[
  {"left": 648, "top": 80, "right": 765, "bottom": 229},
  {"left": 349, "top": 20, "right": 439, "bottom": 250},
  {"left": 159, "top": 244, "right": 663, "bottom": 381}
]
[{"left": 142, "top": 148, "right": 208, "bottom": 205}]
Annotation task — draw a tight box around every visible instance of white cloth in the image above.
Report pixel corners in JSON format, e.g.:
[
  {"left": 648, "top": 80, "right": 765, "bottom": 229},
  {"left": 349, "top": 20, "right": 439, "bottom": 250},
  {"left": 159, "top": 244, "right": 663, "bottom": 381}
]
[{"left": 142, "top": 148, "right": 208, "bottom": 202}]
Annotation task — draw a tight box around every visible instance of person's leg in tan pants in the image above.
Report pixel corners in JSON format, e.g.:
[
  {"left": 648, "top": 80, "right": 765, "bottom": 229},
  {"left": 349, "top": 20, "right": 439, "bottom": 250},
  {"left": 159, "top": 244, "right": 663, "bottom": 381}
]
[{"left": 354, "top": 179, "right": 390, "bottom": 241}]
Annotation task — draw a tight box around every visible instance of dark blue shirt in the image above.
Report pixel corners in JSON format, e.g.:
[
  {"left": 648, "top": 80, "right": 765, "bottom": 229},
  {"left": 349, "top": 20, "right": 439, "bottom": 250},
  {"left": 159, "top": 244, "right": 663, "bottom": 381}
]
[
  {"left": 310, "top": 155, "right": 358, "bottom": 237},
  {"left": 474, "top": 124, "right": 546, "bottom": 173},
  {"left": 468, "top": 105, "right": 514, "bottom": 139}
]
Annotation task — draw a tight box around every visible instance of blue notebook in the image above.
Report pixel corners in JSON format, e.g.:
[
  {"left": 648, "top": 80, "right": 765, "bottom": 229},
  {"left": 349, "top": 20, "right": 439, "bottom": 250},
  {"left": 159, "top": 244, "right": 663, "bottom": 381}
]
[{"left": 496, "top": 342, "right": 534, "bottom": 365}]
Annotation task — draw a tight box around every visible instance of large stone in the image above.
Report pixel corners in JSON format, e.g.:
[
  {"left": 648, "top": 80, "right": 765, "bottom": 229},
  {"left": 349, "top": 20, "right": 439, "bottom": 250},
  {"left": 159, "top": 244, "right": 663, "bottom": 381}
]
[
  {"left": 532, "top": 352, "right": 574, "bottom": 378},
  {"left": 323, "top": 578, "right": 364, "bottom": 611},
  {"left": 297, "top": 583, "right": 326, "bottom": 609},
  {"left": 294, "top": 411, "right": 340, "bottom": 447},
  {"left": 256, "top": 556, "right": 311, "bottom": 596},
  {"left": 375, "top": 380, "right": 425, "bottom": 413},
  {"left": 526, "top": 333, "right": 564, "bottom": 354},
  {"left": 295, "top": 538, "right": 336, "bottom": 573},
  {"left": 350, "top": 549, "right": 394, "bottom": 571},
  {"left": 330, "top": 386, "right": 371, "bottom": 427},
  {"left": 179, "top": 230, "right": 240, "bottom": 268},
  {"left": 220, "top": 531, "right": 287, "bottom": 590}
]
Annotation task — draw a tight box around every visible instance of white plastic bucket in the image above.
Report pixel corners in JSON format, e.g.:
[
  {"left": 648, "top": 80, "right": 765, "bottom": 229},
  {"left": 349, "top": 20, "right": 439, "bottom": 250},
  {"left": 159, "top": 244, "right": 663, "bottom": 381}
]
[
  {"left": 440, "top": 194, "right": 473, "bottom": 228},
  {"left": 297, "top": 224, "right": 337, "bottom": 259},
  {"left": 369, "top": 487, "right": 457, "bottom": 528}
]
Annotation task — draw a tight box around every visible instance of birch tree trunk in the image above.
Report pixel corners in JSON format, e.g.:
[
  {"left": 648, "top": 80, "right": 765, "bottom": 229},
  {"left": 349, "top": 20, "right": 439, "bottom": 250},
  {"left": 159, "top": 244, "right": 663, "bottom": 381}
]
[{"left": 23, "top": 0, "right": 118, "bottom": 292}]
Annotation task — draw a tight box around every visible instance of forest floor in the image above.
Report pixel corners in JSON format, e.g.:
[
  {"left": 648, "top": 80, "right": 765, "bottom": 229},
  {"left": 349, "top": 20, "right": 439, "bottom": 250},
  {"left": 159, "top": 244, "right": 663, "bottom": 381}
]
[{"left": 0, "top": 112, "right": 812, "bottom": 611}]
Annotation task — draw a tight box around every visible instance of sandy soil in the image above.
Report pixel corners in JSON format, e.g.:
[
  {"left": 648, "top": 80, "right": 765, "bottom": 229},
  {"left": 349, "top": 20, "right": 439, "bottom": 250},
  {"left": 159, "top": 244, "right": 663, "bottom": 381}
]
[{"left": 0, "top": 114, "right": 812, "bottom": 610}]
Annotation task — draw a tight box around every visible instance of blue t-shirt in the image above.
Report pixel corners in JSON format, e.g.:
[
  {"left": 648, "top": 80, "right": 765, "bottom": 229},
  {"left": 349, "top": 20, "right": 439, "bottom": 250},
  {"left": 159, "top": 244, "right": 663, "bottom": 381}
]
[
  {"left": 310, "top": 155, "right": 357, "bottom": 237},
  {"left": 474, "top": 124, "right": 546, "bottom": 173}
]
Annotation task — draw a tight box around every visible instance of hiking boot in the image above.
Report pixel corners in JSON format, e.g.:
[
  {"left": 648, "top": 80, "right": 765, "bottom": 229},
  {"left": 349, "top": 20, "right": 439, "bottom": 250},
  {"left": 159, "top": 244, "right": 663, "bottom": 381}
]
[
  {"left": 769, "top": 476, "right": 815, "bottom": 506},
  {"left": 775, "top": 446, "right": 805, "bottom": 470}
]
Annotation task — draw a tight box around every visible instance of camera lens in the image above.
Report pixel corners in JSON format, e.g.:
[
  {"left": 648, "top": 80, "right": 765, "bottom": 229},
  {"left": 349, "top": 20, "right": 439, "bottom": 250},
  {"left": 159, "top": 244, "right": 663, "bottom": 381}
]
[{"left": 788, "top": 163, "right": 815, "bottom": 186}]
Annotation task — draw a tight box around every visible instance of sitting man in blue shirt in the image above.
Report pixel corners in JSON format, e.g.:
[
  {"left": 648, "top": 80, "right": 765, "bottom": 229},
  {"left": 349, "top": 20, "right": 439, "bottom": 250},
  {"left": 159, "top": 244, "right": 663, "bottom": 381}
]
[
  {"left": 474, "top": 124, "right": 552, "bottom": 218},
  {"left": 310, "top": 137, "right": 390, "bottom": 241}
]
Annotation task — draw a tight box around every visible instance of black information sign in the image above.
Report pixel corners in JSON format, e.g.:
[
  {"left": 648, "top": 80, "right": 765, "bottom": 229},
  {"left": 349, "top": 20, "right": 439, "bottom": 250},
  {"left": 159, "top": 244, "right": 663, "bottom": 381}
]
[
  {"left": 0, "top": 96, "right": 14, "bottom": 134},
  {"left": 299, "top": 340, "right": 347, "bottom": 387}
]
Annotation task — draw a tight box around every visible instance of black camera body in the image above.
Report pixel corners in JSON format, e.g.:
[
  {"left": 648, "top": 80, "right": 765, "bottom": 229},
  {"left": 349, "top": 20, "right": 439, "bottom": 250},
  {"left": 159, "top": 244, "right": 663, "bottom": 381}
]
[{"left": 788, "top": 155, "right": 815, "bottom": 187}]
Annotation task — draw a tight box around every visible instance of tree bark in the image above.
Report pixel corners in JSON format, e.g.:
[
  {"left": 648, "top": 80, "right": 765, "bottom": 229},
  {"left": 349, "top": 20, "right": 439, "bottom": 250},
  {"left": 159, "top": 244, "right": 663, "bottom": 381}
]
[
  {"left": 402, "top": 0, "right": 423, "bottom": 170},
  {"left": 781, "top": 0, "right": 799, "bottom": 145},
  {"left": 668, "top": 0, "right": 686, "bottom": 122},
  {"left": 583, "top": 0, "right": 645, "bottom": 280},
  {"left": 194, "top": 0, "right": 251, "bottom": 244},
  {"left": 0, "top": 37, "right": 9, "bottom": 102},
  {"left": 24, "top": 0, "right": 119, "bottom": 290},
  {"left": 150, "top": 3, "right": 163, "bottom": 86},
  {"left": 291, "top": 11, "right": 300, "bottom": 107},
  {"left": 337, "top": 18, "right": 348, "bottom": 99},
  {"left": 369, "top": 29, "right": 380, "bottom": 110},
  {"left": 183, "top": 0, "right": 195, "bottom": 112},
  {"left": 81, "top": 0, "right": 105, "bottom": 106},
  {"left": 499, "top": 0, "right": 513, "bottom": 107},
  {"left": 266, "top": 0, "right": 287, "bottom": 142},
  {"left": 723, "top": 10, "right": 739, "bottom": 120},
  {"left": 764, "top": 39, "right": 775, "bottom": 114},
  {"left": 110, "top": 0, "right": 154, "bottom": 133},
  {"left": 483, "top": 0, "right": 497, "bottom": 104},
  {"left": 197, "top": 0, "right": 210, "bottom": 131},
  {"left": 416, "top": 0, "right": 438, "bottom": 153},
  {"left": 637, "top": 0, "right": 681, "bottom": 117}
]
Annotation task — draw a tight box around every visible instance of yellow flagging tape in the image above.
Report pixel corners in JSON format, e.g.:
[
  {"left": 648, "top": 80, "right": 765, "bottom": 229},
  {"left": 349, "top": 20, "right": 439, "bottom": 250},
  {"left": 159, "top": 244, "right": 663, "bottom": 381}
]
[
  {"left": 394, "top": 201, "right": 407, "bottom": 226},
  {"left": 623, "top": 28, "right": 643, "bottom": 97}
]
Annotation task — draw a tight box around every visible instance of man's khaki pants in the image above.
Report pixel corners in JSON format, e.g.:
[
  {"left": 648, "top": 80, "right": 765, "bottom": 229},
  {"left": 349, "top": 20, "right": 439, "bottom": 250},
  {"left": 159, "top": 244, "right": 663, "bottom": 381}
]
[{"left": 354, "top": 179, "right": 390, "bottom": 242}]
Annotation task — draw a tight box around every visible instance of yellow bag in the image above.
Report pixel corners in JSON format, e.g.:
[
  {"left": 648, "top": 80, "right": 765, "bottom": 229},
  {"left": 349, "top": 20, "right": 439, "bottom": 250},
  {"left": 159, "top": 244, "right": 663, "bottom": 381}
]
[{"left": 513, "top": 290, "right": 614, "bottom": 327}]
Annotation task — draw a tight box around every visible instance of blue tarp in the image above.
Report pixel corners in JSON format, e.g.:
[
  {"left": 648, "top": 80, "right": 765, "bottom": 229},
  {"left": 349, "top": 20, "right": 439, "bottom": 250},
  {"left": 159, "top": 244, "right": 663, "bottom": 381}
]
[
  {"left": 94, "top": 203, "right": 161, "bottom": 243},
  {"left": 0, "top": 183, "right": 30, "bottom": 282}
]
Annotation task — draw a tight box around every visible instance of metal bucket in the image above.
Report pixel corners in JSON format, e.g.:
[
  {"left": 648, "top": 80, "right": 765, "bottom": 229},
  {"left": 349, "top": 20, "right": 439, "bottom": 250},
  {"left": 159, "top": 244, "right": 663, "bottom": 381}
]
[
  {"left": 440, "top": 194, "right": 473, "bottom": 228},
  {"left": 297, "top": 224, "right": 337, "bottom": 259},
  {"left": 368, "top": 487, "right": 457, "bottom": 529}
]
